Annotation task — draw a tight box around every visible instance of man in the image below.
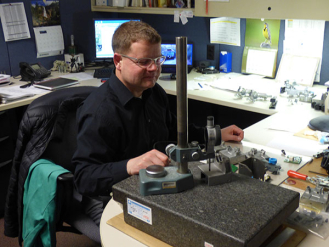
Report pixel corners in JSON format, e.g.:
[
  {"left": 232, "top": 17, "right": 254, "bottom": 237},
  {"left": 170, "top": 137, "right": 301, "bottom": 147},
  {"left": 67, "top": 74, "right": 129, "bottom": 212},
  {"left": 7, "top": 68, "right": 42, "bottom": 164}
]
[{"left": 72, "top": 21, "right": 244, "bottom": 227}]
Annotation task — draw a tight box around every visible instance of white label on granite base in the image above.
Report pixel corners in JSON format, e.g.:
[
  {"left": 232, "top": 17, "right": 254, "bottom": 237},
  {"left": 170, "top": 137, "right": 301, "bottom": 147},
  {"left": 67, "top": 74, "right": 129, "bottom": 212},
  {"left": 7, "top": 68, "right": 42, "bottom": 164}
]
[
  {"left": 127, "top": 198, "right": 152, "bottom": 225},
  {"left": 204, "top": 242, "right": 214, "bottom": 247}
]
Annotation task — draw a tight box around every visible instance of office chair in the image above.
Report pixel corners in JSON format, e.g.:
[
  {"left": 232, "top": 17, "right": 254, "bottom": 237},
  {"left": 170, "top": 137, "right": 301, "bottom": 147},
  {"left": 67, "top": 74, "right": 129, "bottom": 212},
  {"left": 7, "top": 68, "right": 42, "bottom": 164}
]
[
  {"left": 40, "top": 86, "right": 96, "bottom": 234},
  {"left": 4, "top": 86, "right": 100, "bottom": 245}
]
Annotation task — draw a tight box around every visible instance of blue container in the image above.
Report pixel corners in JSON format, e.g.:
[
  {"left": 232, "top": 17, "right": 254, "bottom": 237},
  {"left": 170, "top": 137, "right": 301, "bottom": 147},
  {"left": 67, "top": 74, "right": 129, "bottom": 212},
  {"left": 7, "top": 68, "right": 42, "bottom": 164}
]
[{"left": 219, "top": 52, "right": 232, "bottom": 73}]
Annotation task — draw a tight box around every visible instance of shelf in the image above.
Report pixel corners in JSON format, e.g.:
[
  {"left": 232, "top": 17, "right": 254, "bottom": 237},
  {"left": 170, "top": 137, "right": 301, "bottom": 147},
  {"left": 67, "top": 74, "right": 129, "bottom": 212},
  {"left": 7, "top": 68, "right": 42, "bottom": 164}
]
[{"left": 91, "top": 0, "right": 194, "bottom": 15}]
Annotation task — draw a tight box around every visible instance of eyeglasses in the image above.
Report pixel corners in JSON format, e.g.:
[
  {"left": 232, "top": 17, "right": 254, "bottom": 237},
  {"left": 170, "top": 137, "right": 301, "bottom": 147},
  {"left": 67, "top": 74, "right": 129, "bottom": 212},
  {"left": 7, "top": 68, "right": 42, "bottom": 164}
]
[{"left": 119, "top": 54, "right": 166, "bottom": 68}]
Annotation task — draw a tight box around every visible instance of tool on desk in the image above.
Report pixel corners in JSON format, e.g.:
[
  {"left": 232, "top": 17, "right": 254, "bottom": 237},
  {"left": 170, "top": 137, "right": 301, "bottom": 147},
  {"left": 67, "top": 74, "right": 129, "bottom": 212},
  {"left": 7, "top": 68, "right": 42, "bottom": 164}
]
[
  {"left": 269, "top": 96, "right": 277, "bottom": 109},
  {"left": 281, "top": 149, "right": 286, "bottom": 156},
  {"left": 234, "top": 86, "right": 272, "bottom": 103},
  {"left": 300, "top": 185, "right": 329, "bottom": 213},
  {"left": 311, "top": 91, "right": 327, "bottom": 112},
  {"left": 280, "top": 80, "right": 316, "bottom": 103},
  {"left": 139, "top": 37, "right": 223, "bottom": 196},
  {"left": 287, "top": 170, "right": 329, "bottom": 188}
]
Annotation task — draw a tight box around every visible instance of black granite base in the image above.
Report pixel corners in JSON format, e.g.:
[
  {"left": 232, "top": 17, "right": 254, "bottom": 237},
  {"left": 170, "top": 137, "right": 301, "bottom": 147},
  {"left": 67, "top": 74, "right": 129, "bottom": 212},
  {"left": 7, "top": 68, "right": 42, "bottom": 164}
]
[{"left": 113, "top": 163, "right": 299, "bottom": 247}]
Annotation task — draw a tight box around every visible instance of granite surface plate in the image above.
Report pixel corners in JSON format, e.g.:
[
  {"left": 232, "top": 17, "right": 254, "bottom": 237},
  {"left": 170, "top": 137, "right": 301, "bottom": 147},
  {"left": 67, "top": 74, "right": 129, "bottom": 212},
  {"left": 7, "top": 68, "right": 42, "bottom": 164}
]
[{"left": 113, "top": 164, "right": 299, "bottom": 247}]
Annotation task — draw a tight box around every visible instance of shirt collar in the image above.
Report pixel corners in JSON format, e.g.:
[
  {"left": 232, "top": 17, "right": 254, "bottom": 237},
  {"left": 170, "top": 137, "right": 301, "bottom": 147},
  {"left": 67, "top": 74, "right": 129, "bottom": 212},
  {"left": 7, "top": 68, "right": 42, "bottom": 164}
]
[{"left": 108, "top": 71, "right": 153, "bottom": 106}]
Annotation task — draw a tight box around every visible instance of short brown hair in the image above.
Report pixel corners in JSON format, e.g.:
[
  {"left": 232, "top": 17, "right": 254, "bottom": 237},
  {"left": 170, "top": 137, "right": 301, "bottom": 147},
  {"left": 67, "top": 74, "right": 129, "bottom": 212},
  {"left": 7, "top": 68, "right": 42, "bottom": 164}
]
[{"left": 112, "top": 21, "right": 161, "bottom": 54}]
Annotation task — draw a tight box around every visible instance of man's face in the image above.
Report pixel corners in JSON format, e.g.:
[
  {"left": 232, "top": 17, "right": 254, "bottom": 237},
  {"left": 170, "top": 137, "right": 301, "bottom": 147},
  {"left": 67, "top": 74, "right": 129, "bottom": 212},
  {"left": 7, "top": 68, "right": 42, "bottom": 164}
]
[{"left": 115, "top": 40, "right": 162, "bottom": 97}]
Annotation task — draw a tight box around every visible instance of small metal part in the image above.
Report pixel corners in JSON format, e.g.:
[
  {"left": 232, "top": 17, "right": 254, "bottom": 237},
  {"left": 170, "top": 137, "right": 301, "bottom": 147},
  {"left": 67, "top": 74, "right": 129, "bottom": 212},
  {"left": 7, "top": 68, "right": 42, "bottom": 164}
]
[
  {"left": 269, "top": 97, "right": 277, "bottom": 109},
  {"left": 235, "top": 87, "right": 271, "bottom": 102},
  {"left": 300, "top": 186, "right": 329, "bottom": 212},
  {"left": 268, "top": 158, "right": 277, "bottom": 165},
  {"left": 264, "top": 174, "right": 271, "bottom": 181},
  {"left": 191, "top": 141, "right": 199, "bottom": 147},
  {"left": 146, "top": 165, "right": 167, "bottom": 178},
  {"left": 165, "top": 143, "right": 176, "bottom": 156},
  {"left": 284, "top": 156, "right": 302, "bottom": 164},
  {"left": 192, "top": 151, "right": 200, "bottom": 160}
]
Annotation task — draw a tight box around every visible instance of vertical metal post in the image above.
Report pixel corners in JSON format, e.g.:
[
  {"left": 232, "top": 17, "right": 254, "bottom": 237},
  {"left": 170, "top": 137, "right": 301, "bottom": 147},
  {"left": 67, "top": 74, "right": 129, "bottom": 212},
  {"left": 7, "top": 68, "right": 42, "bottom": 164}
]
[{"left": 176, "top": 36, "right": 188, "bottom": 174}]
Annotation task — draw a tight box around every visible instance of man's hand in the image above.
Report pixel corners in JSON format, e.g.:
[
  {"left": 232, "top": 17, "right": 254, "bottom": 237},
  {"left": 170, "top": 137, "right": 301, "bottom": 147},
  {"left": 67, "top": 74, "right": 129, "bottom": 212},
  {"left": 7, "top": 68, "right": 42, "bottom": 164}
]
[
  {"left": 221, "top": 125, "right": 244, "bottom": 142},
  {"left": 127, "top": 149, "right": 170, "bottom": 175}
]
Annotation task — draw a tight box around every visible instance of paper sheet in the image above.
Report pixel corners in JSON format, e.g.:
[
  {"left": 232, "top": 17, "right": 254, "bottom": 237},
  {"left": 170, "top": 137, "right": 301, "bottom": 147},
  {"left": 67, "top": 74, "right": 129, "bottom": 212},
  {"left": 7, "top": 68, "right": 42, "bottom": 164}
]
[
  {"left": 34, "top": 25, "right": 64, "bottom": 58},
  {"left": 266, "top": 135, "right": 327, "bottom": 157},
  {"left": 284, "top": 20, "right": 325, "bottom": 82},
  {"left": 0, "top": 3, "right": 31, "bottom": 42},
  {"left": 210, "top": 17, "right": 240, "bottom": 46},
  {"left": 0, "top": 85, "right": 47, "bottom": 103},
  {"left": 242, "top": 47, "right": 277, "bottom": 78},
  {"left": 276, "top": 53, "right": 319, "bottom": 86}
]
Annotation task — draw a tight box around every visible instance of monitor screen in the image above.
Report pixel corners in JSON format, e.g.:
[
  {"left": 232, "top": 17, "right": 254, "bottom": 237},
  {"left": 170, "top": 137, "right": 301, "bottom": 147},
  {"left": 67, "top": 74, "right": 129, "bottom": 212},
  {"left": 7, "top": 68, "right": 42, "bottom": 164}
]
[
  {"left": 94, "top": 19, "right": 139, "bottom": 60},
  {"left": 161, "top": 43, "right": 193, "bottom": 74}
]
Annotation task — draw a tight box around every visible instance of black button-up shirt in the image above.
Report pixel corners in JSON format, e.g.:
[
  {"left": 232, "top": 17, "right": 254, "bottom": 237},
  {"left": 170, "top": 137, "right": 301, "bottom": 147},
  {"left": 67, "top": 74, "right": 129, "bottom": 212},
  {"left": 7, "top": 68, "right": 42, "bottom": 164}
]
[{"left": 73, "top": 73, "right": 204, "bottom": 196}]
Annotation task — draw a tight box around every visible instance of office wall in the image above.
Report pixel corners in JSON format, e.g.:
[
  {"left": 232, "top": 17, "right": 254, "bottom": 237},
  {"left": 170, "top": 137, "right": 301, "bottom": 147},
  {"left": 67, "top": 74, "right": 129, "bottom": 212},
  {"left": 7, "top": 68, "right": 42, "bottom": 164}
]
[{"left": 0, "top": 0, "right": 328, "bottom": 84}]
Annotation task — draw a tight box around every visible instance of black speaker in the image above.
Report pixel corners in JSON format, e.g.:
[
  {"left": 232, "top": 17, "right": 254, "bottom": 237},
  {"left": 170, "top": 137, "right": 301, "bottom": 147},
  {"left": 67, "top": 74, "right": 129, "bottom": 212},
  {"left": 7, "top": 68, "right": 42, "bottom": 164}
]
[{"left": 207, "top": 45, "right": 215, "bottom": 60}]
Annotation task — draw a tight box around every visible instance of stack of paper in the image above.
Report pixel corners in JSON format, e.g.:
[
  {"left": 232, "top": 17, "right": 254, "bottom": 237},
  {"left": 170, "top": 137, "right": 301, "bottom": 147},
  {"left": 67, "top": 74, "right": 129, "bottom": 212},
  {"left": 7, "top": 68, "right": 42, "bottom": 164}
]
[{"left": 0, "top": 85, "right": 46, "bottom": 104}]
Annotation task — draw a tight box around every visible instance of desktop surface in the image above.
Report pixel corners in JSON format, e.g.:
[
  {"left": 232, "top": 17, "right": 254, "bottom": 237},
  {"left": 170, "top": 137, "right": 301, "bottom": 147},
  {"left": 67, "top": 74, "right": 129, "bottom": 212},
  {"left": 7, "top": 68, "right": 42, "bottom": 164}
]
[{"left": 0, "top": 72, "right": 102, "bottom": 111}]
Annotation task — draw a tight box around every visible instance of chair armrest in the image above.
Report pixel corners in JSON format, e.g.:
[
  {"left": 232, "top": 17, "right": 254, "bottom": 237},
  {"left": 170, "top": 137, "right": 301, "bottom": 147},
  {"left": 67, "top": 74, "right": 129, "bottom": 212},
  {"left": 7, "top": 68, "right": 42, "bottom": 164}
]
[{"left": 57, "top": 172, "right": 74, "bottom": 182}]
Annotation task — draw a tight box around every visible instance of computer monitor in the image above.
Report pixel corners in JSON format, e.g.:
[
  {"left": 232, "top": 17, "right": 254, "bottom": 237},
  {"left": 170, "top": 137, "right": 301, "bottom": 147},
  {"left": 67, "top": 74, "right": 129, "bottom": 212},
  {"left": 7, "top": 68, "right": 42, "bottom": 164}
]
[
  {"left": 93, "top": 19, "right": 139, "bottom": 62},
  {"left": 161, "top": 43, "right": 193, "bottom": 74}
]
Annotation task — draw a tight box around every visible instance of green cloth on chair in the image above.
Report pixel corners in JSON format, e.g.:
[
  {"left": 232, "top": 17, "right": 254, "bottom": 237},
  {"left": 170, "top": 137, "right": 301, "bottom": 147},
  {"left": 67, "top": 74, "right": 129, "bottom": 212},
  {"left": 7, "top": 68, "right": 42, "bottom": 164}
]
[{"left": 23, "top": 159, "right": 69, "bottom": 247}]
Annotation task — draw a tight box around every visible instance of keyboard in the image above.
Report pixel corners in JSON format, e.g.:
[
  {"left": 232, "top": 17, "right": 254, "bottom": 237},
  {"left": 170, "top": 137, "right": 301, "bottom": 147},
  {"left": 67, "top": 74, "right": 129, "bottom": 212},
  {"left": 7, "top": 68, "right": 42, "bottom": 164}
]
[{"left": 93, "top": 66, "right": 113, "bottom": 79}]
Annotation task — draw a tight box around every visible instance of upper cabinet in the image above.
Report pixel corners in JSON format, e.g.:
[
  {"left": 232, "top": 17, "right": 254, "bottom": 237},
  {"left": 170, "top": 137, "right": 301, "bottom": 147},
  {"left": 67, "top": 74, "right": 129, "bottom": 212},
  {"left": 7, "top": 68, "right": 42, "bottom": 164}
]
[
  {"left": 92, "top": 0, "right": 329, "bottom": 20},
  {"left": 91, "top": 0, "right": 195, "bottom": 15},
  {"left": 195, "top": 0, "right": 329, "bottom": 20}
]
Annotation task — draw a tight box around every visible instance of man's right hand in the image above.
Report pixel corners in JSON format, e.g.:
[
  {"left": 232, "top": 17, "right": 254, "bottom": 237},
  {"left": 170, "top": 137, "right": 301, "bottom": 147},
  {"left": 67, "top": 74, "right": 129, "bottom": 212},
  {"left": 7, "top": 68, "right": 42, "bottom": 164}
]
[{"left": 127, "top": 149, "right": 170, "bottom": 175}]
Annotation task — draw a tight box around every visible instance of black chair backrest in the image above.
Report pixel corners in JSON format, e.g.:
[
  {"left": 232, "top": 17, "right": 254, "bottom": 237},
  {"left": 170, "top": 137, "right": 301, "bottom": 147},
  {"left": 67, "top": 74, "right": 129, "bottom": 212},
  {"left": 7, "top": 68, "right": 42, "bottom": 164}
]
[{"left": 41, "top": 86, "right": 95, "bottom": 172}]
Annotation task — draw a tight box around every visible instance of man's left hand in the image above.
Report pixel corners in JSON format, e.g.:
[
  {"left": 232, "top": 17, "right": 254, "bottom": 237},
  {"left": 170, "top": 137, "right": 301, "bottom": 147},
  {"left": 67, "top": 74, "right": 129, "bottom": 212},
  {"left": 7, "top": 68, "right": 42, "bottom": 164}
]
[{"left": 221, "top": 125, "right": 244, "bottom": 142}]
